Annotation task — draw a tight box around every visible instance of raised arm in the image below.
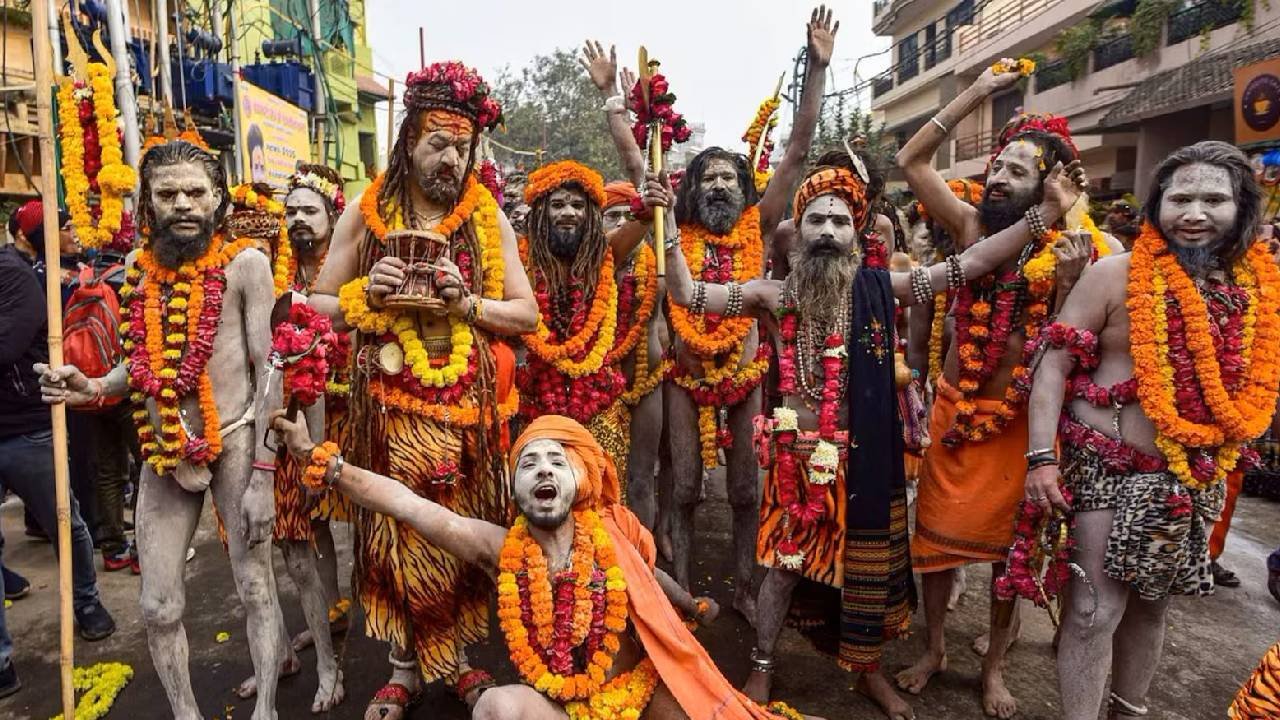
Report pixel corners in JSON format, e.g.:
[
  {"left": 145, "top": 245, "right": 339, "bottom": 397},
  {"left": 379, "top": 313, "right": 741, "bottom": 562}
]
[
  {"left": 758, "top": 6, "right": 838, "bottom": 236},
  {"left": 889, "top": 161, "right": 1086, "bottom": 307},
  {"left": 1024, "top": 255, "right": 1122, "bottom": 513},
  {"left": 272, "top": 410, "right": 505, "bottom": 569},
  {"left": 581, "top": 41, "right": 646, "bottom": 186},
  {"left": 895, "top": 61, "right": 1021, "bottom": 241}
]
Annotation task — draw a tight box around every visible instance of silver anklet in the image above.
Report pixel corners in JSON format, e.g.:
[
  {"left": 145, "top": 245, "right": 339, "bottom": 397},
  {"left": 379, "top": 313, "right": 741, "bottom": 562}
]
[
  {"left": 1109, "top": 692, "right": 1149, "bottom": 717},
  {"left": 749, "top": 647, "right": 776, "bottom": 674},
  {"left": 388, "top": 651, "right": 418, "bottom": 670}
]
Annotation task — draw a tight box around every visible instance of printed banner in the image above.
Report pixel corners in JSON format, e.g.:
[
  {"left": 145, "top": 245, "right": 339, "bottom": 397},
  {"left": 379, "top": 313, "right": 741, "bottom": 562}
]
[
  {"left": 1235, "top": 57, "right": 1280, "bottom": 145},
  {"left": 236, "top": 79, "right": 311, "bottom": 187}
]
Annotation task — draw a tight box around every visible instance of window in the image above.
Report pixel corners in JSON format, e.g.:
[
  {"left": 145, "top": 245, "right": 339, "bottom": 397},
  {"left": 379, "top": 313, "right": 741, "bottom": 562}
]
[
  {"left": 898, "top": 34, "right": 919, "bottom": 82},
  {"left": 948, "top": 0, "right": 975, "bottom": 27},
  {"left": 924, "top": 23, "right": 938, "bottom": 70}
]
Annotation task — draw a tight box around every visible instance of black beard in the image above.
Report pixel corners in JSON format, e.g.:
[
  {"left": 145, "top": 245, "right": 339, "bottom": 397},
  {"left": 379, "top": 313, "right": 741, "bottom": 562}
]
[
  {"left": 516, "top": 496, "right": 572, "bottom": 530},
  {"left": 979, "top": 185, "right": 1042, "bottom": 235},
  {"left": 547, "top": 225, "right": 584, "bottom": 260},
  {"left": 790, "top": 243, "right": 858, "bottom": 324},
  {"left": 1170, "top": 242, "right": 1223, "bottom": 277},
  {"left": 151, "top": 216, "right": 216, "bottom": 268},
  {"left": 289, "top": 226, "right": 329, "bottom": 255},
  {"left": 419, "top": 172, "right": 462, "bottom": 205},
  {"left": 695, "top": 189, "right": 745, "bottom": 235}
]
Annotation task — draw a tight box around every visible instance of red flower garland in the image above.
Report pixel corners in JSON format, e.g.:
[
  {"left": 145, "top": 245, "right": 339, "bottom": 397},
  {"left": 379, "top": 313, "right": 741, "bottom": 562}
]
[
  {"left": 993, "top": 488, "right": 1075, "bottom": 608},
  {"left": 629, "top": 70, "right": 693, "bottom": 152},
  {"left": 271, "top": 303, "right": 339, "bottom": 407}
]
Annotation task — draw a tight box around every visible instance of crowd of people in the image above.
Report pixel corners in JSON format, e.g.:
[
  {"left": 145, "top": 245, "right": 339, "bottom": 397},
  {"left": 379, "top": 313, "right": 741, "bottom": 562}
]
[{"left": 4, "top": 4, "right": 1280, "bottom": 719}]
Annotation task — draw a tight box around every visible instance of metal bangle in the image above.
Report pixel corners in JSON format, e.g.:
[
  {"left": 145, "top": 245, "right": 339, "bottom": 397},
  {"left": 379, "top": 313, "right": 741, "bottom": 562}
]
[
  {"left": 326, "top": 454, "right": 345, "bottom": 489},
  {"left": 1026, "top": 456, "right": 1059, "bottom": 471},
  {"left": 930, "top": 116, "right": 950, "bottom": 135},
  {"left": 388, "top": 650, "right": 418, "bottom": 670},
  {"left": 1025, "top": 447, "right": 1056, "bottom": 459}
]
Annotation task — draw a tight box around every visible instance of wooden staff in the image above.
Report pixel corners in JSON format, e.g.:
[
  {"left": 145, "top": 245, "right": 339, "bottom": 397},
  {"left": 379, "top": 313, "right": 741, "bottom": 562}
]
[
  {"left": 385, "top": 78, "right": 396, "bottom": 171},
  {"left": 750, "top": 73, "right": 786, "bottom": 175},
  {"left": 31, "top": 0, "right": 77, "bottom": 714},
  {"left": 638, "top": 48, "right": 665, "bottom": 277}
]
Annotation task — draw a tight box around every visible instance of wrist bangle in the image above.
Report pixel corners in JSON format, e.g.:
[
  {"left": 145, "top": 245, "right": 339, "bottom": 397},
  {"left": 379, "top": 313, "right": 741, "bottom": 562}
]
[
  {"left": 1025, "top": 447, "right": 1056, "bottom": 459},
  {"left": 325, "top": 454, "right": 345, "bottom": 489},
  {"left": 602, "top": 94, "right": 626, "bottom": 114},
  {"left": 930, "top": 116, "right": 950, "bottom": 135},
  {"left": 303, "top": 441, "right": 340, "bottom": 491},
  {"left": 1026, "top": 456, "right": 1059, "bottom": 471}
]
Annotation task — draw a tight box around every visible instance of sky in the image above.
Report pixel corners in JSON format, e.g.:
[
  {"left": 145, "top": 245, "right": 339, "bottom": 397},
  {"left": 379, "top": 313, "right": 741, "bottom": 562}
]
[{"left": 364, "top": 0, "right": 891, "bottom": 155}]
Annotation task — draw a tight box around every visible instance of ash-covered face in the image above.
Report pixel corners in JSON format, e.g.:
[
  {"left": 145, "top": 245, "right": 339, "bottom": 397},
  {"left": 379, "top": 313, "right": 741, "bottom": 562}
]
[
  {"left": 981, "top": 141, "right": 1043, "bottom": 234},
  {"left": 1158, "top": 163, "right": 1237, "bottom": 259},
  {"left": 148, "top": 161, "right": 222, "bottom": 268},
  {"left": 790, "top": 195, "right": 859, "bottom": 322},
  {"left": 285, "top": 187, "right": 333, "bottom": 254},
  {"left": 509, "top": 203, "right": 531, "bottom": 236},
  {"left": 411, "top": 114, "right": 473, "bottom": 205},
  {"left": 695, "top": 158, "right": 746, "bottom": 235},
  {"left": 602, "top": 203, "right": 630, "bottom": 233},
  {"left": 547, "top": 187, "right": 588, "bottom": 260},
  {"left": 513, "top": 439, "right": 578, "bottom": 530},
  {"left": 909, "top": 219, "right": 932, "bottom": 260}
]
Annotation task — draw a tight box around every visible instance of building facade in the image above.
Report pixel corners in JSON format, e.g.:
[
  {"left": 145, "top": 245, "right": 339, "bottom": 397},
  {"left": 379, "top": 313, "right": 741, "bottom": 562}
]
[{"left": 870, "top": 0, "right": 1280, "bottom": 197}]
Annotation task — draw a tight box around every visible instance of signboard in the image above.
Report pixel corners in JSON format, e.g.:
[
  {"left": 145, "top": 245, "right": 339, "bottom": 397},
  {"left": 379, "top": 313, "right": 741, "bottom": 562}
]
[
  {"left": 235, "top": 79, "right": 310, "bottom": 187},
  {"left": 1235, "top": 57, "right": 1280, "bottom": 145}
]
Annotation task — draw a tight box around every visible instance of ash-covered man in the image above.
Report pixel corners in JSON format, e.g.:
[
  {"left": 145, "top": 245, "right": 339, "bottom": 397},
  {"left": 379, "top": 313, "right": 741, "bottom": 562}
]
[
  {"left": 661, "top": 156, "right": 1085, "bottom": 720},
  {"left": 39, "top": 140, "right": 285, "bottom": 720},
  {"left": 894, "top": 62, "right": 1121, "bottom": 719},
  {"left": 1025, "top": 141, "right": 1280, "bottom": 720}
]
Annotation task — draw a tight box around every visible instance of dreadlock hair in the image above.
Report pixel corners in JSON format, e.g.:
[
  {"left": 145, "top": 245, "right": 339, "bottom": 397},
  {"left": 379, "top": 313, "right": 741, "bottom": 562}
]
[
  {"left": 526, "top": 183, "right": 607, "bottom": 300},
  {"left": 138, "top": 140, "right": 230, "bottom": 233},
  {"left": 674, "top": 147, "right": 759, "bottom": 226},
  {"left": 376, "top": 109, "right": 480, "bottom": 225},
  {"left": 1144, "top": 140, "right": 1262, "bottom": 265}
]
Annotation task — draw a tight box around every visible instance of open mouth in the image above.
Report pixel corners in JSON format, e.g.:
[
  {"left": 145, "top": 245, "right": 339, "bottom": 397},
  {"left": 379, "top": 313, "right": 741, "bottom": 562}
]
[{"left": 533, "top": 484, "right": 558, "bottom": 502}]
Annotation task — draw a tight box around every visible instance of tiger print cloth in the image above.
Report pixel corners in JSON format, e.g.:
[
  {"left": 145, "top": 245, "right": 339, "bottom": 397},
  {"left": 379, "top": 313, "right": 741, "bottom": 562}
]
[
  {"left": 584, "top": 399, "right": 631, "bottom": 496},
  {"left": 357, "top": 408, "right": 509, "bottom": 683},
  {"left": 1065, "top": 441, "right": 1226, "bottom": 600},
  {"left": 1231, "top": 641, "right": 1280, "bottom": 718},
  {"left": 312, "top": 398, "right": 353, "bottom": 523},
  {"left": 755, "top": 423, "right": 849, "bottom": 586},
  {"left": 272, "top": 448, "right": 312, "bottom": 541}
]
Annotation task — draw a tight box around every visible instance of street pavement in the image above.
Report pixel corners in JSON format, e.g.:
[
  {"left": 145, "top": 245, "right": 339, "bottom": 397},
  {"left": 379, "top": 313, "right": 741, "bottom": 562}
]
[{"left": 1, "top": 470, "right": 1277, "bottom": 719}]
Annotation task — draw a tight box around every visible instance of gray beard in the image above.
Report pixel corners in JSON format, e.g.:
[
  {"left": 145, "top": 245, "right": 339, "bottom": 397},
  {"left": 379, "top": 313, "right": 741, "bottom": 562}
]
[
  {"left": 1170, "top": 242, "right": 1223, "bottom": 277},
  {"left": 419, "top": 173, "right": 461, "bottom": 205},
  {"left": 696, "top": 196, "right": 744, "bottom": 235},
  {"left": 789, "top": 246, "right": 857, "bottom": 324}
]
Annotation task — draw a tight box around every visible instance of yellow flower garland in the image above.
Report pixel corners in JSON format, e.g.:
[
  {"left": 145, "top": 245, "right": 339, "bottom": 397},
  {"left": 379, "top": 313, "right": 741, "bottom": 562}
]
[
  {"left": 57, "top": 79, "right": 92, "bottom": 246},
  {"left": 564, "top": 659, "right": 659, "bottom": 720},
  {"left": 88, "top": 63, "right": 134, "bottom": 247},
  {"left": 927, "top": 292, "right": 947, "bottom": 384},
  {"left": 395, "top": 314, "right": 474, "bottom": 388},
  {"left": 338, "top": 277, "right": 398, "bottom": 334},
  {"left": 49, "top": 662, "right": 134, "bottom": 720}
]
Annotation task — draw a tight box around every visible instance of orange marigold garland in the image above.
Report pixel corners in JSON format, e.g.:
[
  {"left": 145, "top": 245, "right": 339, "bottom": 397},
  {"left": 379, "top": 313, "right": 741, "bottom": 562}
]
[
  {"left": 1127, "top": 223, "right": 1280, "bottom": 489},
  {"left": 496, "top": 511, "right": 628, "bottom": 703},
  {"left": 524, "top": 161, "right": 608, "bottom": 207},
  {"left": 607, "top": 245, "right": 658, "bottom": 364},
  {"left": 522, "top": 245, "right": 619, "bottom": 377}
]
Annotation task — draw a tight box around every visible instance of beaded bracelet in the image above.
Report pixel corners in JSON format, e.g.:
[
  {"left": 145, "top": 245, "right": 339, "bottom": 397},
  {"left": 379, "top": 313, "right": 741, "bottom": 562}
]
[
  {"left": 945, "top": 255, "right": 967, "bottom": 289},
  {"left": 302, "top": 441, "right": 340, "bottom": 491},
  {"left": 910, "top": 266, "right": 932, "bottom": 307},
  {"left": 1025, "top": 205, "right": 1049, "bottom": 241},
  {"left": 725, "top": 282, "right": 744, "bottom": 317},
  {"left": 691, "top": 281, "right": 708, "bottom": 314}
]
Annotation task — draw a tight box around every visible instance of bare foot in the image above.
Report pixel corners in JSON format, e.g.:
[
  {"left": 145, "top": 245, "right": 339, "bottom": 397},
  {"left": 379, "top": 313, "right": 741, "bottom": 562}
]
[
  {"left": 981, "top": 668, "right": 1017, "bottom": 719},
  {"left": 734, "top": 588, "right": 758, "bottom": 628},
  {"left": 895, "top": 651, "right": 946, "bottom": 695},
  {"left": 312, "top": 669, "right": 345, "bottom": 713},
  {"left": 658, "top": 532, "right": 674, "bottom": 564},
  {"left": 235, "top": 654, "right": 301, "bottom": 699},
  {"left": 742, "top": 669, "right": 772, "bottom": 704},
  {"left": 857, "top": 672, "right": 915, "bottom": 720}
]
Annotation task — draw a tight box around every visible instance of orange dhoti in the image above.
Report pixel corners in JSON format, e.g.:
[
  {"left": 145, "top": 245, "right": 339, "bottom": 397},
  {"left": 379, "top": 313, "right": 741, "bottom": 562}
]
[
  {"left": 911, "top": 377, "right": 1028, "bottom": 572},
  {"left": 356, "top": 344, "right": 515, "bottom": 683}
]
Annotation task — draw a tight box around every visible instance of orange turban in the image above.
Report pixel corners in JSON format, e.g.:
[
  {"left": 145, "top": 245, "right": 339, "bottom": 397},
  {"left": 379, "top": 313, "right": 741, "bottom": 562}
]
[
  {"left": 603, "top": 181, "right": 639, "bottom": 210},
  {"left": 510, "top": 415, "right": 620, "bottom": 511},
  {"left": 793, "top": 166, "right": 870, "bottom": 231},
  {"left": 524, "top": 160, "right": 608, "bottom": 208}
]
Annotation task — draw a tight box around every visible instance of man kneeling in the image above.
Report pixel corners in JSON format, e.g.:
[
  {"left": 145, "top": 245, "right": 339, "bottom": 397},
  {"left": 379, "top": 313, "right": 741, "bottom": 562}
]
[{"left": 272, "top": 410, "right": 812, "bottom": 719}]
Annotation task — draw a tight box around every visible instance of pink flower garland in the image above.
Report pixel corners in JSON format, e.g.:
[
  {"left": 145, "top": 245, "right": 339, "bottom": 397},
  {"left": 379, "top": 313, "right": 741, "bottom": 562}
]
[
  {"left": 271, "top": 303, "right": 339, "bottom": 407},
  {"left": 993, "top": 487, "right": 1075, "bottom": 608},
  {"left": 125, "top": 269, "right": 225, "bottom": 398}
]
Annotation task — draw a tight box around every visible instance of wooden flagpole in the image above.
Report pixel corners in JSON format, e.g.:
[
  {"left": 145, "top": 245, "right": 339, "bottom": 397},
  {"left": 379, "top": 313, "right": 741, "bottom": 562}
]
[
  {"left": 31, "top": 0, "right": 77, "bottom": 715},
  {"left": 385, "top": 78, "right": 396, "bottom": 171},
  {"left": 638, "top": 48, "right": 664, "bottom": 277}
]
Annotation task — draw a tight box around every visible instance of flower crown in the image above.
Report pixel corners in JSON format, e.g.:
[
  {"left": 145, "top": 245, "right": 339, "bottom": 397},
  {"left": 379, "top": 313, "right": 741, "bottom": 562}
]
[
  {"left": 404, "top": 61, "right": 503, "bottom": 132},
  {"left": 989, "top": 112, "right": 1077, "bottom": 168},
  {"left": 289, "top": 167, "right": 346, "bottom": 214},
  {"left": 524, "top": 160, "right": 607, "bottom": 208}
]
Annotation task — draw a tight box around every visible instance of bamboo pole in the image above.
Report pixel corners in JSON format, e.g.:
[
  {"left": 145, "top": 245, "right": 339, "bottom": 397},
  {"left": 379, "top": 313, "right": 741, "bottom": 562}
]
[
  {"left": 31, "top": 0, "right": 77, "bottom": 715},
  {"left": 638, "top": 48, "right": 664, "bottom": 277}
]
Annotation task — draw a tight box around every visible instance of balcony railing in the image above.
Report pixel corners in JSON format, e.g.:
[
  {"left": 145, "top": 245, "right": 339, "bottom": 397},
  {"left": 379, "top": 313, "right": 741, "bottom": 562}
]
[
  {"left": 1035, "top": 59, "right": 1073, "bottom": 94},
  {"left": 1168, "top": 0, "right": 1244, "bottom": 46},
  {"left": 954, "top": 130, "right": 997, "bottom": 163},
  {"left": 872, "top": 73, "right": 895, "bottom": 99},
  {"left": 1092, "top": 34, "right": 1135, "bottom": 72}
]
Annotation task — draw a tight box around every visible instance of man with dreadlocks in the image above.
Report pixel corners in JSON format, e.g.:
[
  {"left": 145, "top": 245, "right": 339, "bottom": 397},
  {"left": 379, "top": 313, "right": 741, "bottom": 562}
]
[
  {"left": 514, "top": 160, "right": 662, "bottom": 487},
  {"left": 39, "top": 140, "right": 286, "bottom": 720},
  {"left": 665, "top": 6, "right": 838, "bottom": 623},
  {"left": 893, "top": 64, "right": 1114, "bottom": 718},
  {"left": 309, "top": 61, "right": 537, "bottom": 719},
  {"left": 232, "top": 163, "right": 350, "bottom": 711},
  {"left": 661, "top": 154, "right": 1085, "bottom": 720}
]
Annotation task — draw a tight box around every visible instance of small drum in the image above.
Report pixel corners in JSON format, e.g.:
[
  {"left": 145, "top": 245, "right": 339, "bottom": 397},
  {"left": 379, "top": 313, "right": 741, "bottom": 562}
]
[
  {"left": 356, "top": 342, "right": 405, "bottom": 376},
  {"left": 381, "top": 229, "right": 452, "bottom": 315}
]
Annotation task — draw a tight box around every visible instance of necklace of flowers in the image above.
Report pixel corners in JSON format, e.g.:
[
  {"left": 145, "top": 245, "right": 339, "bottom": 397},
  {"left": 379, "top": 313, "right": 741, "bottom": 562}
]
[
  {"left": 767, "top": 406, "right": 844, "bottom": 571},
  {"left": 1127, "top": 222, "right": 1280, "bottom": 489},
  {"left": 521, "top": 242, "right": 620, "bottom": 377},
  {"left": 120, "top": 234, "right": 256, "bottom": 473},
  {"left": 496, "top": 510, "right": 628, "bottom": 703},
  {"left": 776, "top": 286, "right": 849, "bottom": 439},
  {"left": 742, "top": 95, "right": 780, "bottom": 192},
  {"left": 927, "top": 291, "right": 949, "bottom": 385},
  {"left": 564, "top": 658, "right": 659, "bottom": 720},
  {"left": 669, "top": 206, "right": 763, "bottom": 357},
  {"left": 670, "top": 344, "right": 773, "bottom": 468},
  {"left": 607, "top": 245, "right": 658, "bottom": 365},
  {"left": 56, "top": 64, "right": 136, "bottom": 251},
  {"left": 993, "top": 485, "right": 1074, "bottom": 614},
  {"left": 943, "top": 239, "right": 1051, "bottom": 446},
  {"left": 860, "top": 230, "right": 888, "bottom": 270}
]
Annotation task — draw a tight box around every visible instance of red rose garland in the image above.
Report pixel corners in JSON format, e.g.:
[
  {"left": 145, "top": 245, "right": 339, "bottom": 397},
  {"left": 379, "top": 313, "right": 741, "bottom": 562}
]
[
  {"left": 993, "top": 489, "right": 1075, "bottom": 608},
  {"left": 629, "top": 70, "right": 693, "bottom": 152},
  {"left": 271, "top": 303, "right": 340, "bottom": 407}
]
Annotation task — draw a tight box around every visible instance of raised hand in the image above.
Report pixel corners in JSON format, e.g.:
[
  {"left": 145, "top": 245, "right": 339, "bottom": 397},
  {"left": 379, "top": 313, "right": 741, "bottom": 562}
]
[
  {"left": 807, "top": 5, "right": 839, "bottom": 68},
  {"left": 1053, "top": 229, "right": 1094, "bottom": 289},
  {"left": 1042, "top": 161, "right": 1087, "bottom": 219},
  {"left": 579, "top": 40, "right": 619, "bottom": 96},
  {"left": 619, "top": 67, "right": 638, "bottom": 96},
  {"left": 978, "top": 57, "right": 1024, "bottom": 95}
]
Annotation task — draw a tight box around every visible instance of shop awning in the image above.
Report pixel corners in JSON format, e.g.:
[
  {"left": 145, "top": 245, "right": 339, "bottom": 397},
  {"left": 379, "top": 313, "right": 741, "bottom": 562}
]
[{"left": 356, "top": 74, "right": 391, "bottom": 102}]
